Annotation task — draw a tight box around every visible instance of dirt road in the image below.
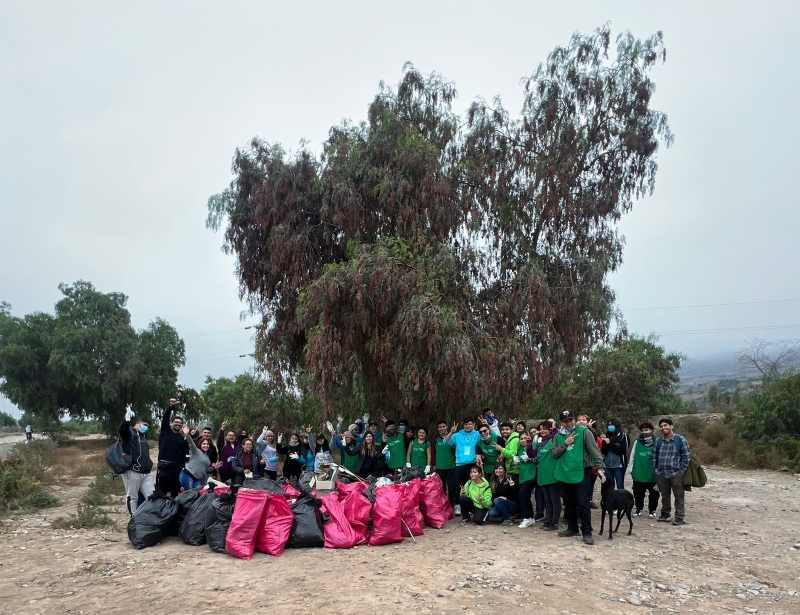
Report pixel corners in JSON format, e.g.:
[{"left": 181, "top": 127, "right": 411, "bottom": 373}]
[{"left": 1, "top": 466, "right": 799, "bottom": 615}]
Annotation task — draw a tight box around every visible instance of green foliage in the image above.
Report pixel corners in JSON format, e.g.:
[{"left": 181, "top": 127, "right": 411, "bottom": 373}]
[
  {"left": 736, "top": 373, "right": 800, "bottom": 441},
  {"left": 59, "top": 419, "right": 104, "bottom": 435},
  {"left": 7, "top": 440, "right": 57, "bottom": 481},
  {"left": 0, "top": 281, "right": 193, "bottom": 435},
  {"left": 51, "top": 503, "right": 112, "bottom": 529},
  {"left": 0, "top": 441, "right": 60, "bottom": 513},
  {"left": 545, "top": 333, "right": 683, "bottom": 426},
  {"left": 208, "top": 26, "right": 673, "bottom": 426},
  {"left": 0, "top": 410, "right": 18, "bottom": 428}
]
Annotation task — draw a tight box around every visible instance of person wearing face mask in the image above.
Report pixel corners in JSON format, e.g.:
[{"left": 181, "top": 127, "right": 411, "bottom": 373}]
[
  {"left": 627, "top": 422, "right": 660, "bottom": 518},
  {"left": 381, "top": 420, "right": 407, "bottom": 473},
  {"left": 480, "top": 407, "right": 501, "bottom": 437},
  {"left": 157, "top": 398, "right": 189, "bottom": 497},
  {"left": 551, "top": 409, "right": 606, "bottom": 545},
  {"left": 278, "top": 432, "right": 304, "bottom": 482},
  {"left": 118, "top": 404, "right": 154, "bottom": 515},
  {"left": 216, "top": 422, "right": 241, "bottom": 485},
  {"left": 476, "top": 423, "right": 504, "bottom": 478},
  {"left": 257, "top": 427, "right": 280, "bottom": 479},
  {"left": 600, "top": 418, "right": 630, "bottom": 490},
  {"left": 434, "top": 420, "right": 458, "bottom": 509}
]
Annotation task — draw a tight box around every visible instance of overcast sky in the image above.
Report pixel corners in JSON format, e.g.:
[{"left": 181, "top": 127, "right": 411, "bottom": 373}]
[{"left": 1, "top": 1, "right": 799, "bottom": 417}]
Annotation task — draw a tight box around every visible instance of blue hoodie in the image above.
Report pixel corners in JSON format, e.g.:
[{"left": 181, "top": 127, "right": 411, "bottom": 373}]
[{"left": 445, "top": 429, "right": 481, "bottom": 466}]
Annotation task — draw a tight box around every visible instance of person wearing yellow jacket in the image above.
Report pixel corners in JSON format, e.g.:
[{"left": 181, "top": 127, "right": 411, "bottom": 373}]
[{"left": 458, "top": 465, "right": 492, "bottom": 525}]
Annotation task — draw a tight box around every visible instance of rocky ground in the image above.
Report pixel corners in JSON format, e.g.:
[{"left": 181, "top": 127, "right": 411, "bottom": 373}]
[{"left": 1, "top": 466, "right": 799, "bottom": 615}]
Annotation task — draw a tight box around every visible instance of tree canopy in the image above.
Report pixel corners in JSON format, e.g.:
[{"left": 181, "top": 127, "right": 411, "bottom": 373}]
[
  {"left": 207, "top": 26, "right": 673, "bottom": 424},
  {"left": 0, "top": 281, "right": 199, "bottom": 433}
]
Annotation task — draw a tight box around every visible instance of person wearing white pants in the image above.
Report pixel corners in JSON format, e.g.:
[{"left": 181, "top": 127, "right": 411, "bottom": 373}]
[{"left": 119, "top": 404, "right": 155, "bottom": 514}]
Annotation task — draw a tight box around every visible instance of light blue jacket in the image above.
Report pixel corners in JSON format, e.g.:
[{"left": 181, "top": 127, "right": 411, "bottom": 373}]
[{"left": 444, "top": 429, "right": 481, "bottom": 466}]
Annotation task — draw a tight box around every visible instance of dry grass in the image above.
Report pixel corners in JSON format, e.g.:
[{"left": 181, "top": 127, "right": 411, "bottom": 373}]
[{"left": 57, "top": 447, "right": 107, "bottom": 478}]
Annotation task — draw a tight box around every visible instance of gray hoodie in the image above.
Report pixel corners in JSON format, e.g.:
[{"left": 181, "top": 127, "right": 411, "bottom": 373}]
[{"left": 184, "top": 436, "right": 214, "bottom": 481}]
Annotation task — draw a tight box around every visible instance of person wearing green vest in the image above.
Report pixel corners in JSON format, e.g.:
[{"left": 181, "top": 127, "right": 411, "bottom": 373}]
[
  {"left": 534, "top": 421, "right": 561, "bottom": 531},
  {"left": 406, "top": 426, "right": 432, "bottom": 474},
  {"left": 434, "top": 421, "right": 457, "bottom": 508},
  {"left": 495, "top": 422, "right": 520, "bottom": 476},
  {"left": 551, "top": 409, "right": 606, "bottom": 545},
  {"left": 381, "top": 419, "right": 406, "bottom": 472},
  {"left": 516, "top": 431, "right": 537, "bottom": 528},
  {"left": 476, "top": 424, "right": 504, "bottom": 478},
  {"left": 627, "top": 421, "right": 660, "bottom": 518},
  {"left": 332, "top": 430, "right": 360, "bottom": 475}
]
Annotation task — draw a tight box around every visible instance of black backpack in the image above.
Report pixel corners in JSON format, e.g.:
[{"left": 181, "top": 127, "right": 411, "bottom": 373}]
[{"left": 105, "top": 438, "right": 132, "bottom": 475}]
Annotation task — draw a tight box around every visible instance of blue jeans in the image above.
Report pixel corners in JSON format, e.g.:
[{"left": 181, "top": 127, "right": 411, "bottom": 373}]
[
  {"left": 179, "top": 470, "right": 203, "bottom": 491},
  {"left": 489, "top": 498, "right": 518, "bottom": 520},
  {"left": 607, "top": 467, "right": 625, "bottom": 490}
]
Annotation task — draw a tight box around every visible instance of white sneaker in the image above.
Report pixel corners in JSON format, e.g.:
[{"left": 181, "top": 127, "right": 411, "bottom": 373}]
[
  {"left": 518, "top": 518, "right": 535, "bottom": 528},
  {"left": 454, "top": 504, "right": 461, "bottom": 516}
]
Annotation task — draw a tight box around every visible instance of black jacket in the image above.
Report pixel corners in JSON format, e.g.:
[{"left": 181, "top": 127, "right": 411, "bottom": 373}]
[
  {"left": 158, "top": 405, "right": 189, "bottom": 471},
  {"left": 232, "top": 449, "right": 263, "bottom": 478},
  {"left": 118, "top": 420, "right": 153, "bottom": 474},
  {"left": 601, "top": 432, "right": 630, "bottom": 469},
  {"left": 344, "top": 444, "right": 384, "bottom": 479}
]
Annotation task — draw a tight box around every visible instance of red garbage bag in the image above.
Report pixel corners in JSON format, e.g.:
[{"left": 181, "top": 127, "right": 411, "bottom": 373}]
[
  {"left": 340, "top": 491, "right": 371, "bottom": 545},
  {"left": 401, "top": 480, "right": 425, "bottom": 537},
  {"left": 336, "top": 481, "right": 367, "bottom": 497},
  {"left": 321, "top": 493, "right": 360, "bottom": 549},
  {"left": 225, "top": 490, "right": 268, "bottom": 560},
  {"left": 419, "top": 474, "right": 449, "bottom": 529},
  {"left": 255, "top": 494, "right": 293, "bottom": 557},
  {"left": 369, "top": 484, "right": 404, "bottom": 546}
]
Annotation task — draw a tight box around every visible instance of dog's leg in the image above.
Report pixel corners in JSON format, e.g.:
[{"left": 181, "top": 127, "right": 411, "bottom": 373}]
[
  {"left": 599, "top": 505, "right": 605, "bottom": 536},
  {"left": 608, "top": 510, "right": 613, "bottom": 540},
  {"left": 627, "top": 506, "right": 633, "bottom": 535},
  {"left": 614, "top": 509, "right": 623, "bottom": 534}
]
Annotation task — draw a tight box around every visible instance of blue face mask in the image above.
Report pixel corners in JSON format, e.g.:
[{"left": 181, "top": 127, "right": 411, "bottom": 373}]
[
  {"left": 608, "top": 425, "right": 616, "bottom": 433},
  {"left": 139, "top": 425, "right": 149, "bottom": 434},
  {"left": 399, "top": 425, "right": 406, "bottom": 432}
]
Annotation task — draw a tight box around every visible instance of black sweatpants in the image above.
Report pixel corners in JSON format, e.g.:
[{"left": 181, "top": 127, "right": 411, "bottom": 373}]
[
  {"left": 156, "top": 470, "right": 181, "bottom": 497},
  {"left": 561, "top": 467, "right": 594, "bottom": 536},
  {"left": 518, "top": 480, "right": 536, "bottom": 519},
  {"left": 458, "top": 496, "right": 490, "bottom": 524},
  {"left": 633, "top": 480, "right": 660, "bottom": 513},
  {"left": 455, "top": 464, "right": 472, "bottom": 488},
  {"left": 542, "top": 482, "right": 562, "bottom": 527},
  {"left": 437, "top": 468, "right": 458, "bottom": 506}
]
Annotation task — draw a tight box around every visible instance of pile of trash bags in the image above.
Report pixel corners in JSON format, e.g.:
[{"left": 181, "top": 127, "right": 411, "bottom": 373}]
[{"left": 126, "top": 471, "right": 452, "bottom": 558}]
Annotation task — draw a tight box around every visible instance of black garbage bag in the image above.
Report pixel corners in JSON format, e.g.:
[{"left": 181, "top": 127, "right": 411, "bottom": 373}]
[
  {"left": 399, "top": 466, "right": 424, "bottom": 482},
  {"left": 173, "top": 488, "right": 202, "bottom": 534},
  {"left": 179, "top": 491, "right": 216, "bottom": 546},
  {"left": 275, "top": 476, "right": 290, "bottom": 487},
  {"left": 286, "top": 494, "right": 325, "bottom": 548},
  {"left": 242, "top": 477, "right": 289, "bottom": 497},
  {"left": 205, "top": 492, "right": 236, "bottom": 553},
  {"left": 298, "top": 470, "right": 316, "bottom": 496},
  {"left": 127, "top": 492, "right": 180, "bottom": 550},
  {"left": 337, "top": 474, "right": 352, "bottom": 485}
]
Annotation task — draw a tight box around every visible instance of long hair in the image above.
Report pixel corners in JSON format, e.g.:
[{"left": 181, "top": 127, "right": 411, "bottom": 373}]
[
  {"left": 488, "top": 464, "right": 508, "bottom": 492},
  {"left": 361, "top": 431, "right": 376, "bottom": 457}
]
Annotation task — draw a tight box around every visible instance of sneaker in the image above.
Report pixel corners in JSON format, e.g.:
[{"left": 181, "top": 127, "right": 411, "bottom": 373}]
[
  {"left": 534, "top": 515, "right": 545, "bottom": 522},
  {"left": 461, "top": 516, "right": 472, "bottom": 524},
  {"left": 518, "top": 518, "right": 535, "bottom": 528},
  {"left": 633, "top": 511, "right": 642, "bottom": 517},
  {"left": 648, "top": 512, "right": 656, "bottom": 519},
  {"left": 557, "top": 529, "right": 580, "bottom": 538},
  {"left": 454, "top": 504, "right": 461, "bottom": 516},
  {"left": 657, "top": 515, "right": 671, "bottom": 522},
  {"left": 543, "top": 524, "right": 559, "bottom": 532},
  {"left": 672, "top": 519, "right": 686, "bottom": 526},
  {"left": 499, "top": 519, "right": 513, "bottom": 527},
  {"left": 582, "top": 534, "right": 595, "bottom": 545}
]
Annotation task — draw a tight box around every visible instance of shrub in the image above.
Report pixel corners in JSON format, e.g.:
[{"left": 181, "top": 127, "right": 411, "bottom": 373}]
[
  {"left": 7, "top": 440, "right": 57, "bottom": 482},
  {"left": 51, "top": 504, "right": 113, "bottom": 529},
  {"left": 676, "top": 415, "right": 704, "bottom": 439},
  {"left": 0, "top": 458, "right": 61, "bottom": 513},
  {"left": 702, "top": 423, "right": 732, "bottom": 447},
  {"left": 20, "top": 489, "right": 61, "bottom": 510}
]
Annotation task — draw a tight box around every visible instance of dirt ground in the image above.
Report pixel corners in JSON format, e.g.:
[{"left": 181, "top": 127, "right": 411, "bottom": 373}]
[{"left": 1, "top": 465, "right": 799, "bottom": 615}]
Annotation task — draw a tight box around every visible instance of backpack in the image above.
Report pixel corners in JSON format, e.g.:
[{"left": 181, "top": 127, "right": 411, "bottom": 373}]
[
  {"left": 654, "top": 434, "right": 707, "bottom": 488},
  {"left": 105, "top": 438, "right": 132, "bottom": 475}
]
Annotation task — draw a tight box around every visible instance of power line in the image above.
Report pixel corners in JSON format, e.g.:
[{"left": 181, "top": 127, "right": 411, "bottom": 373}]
[
  {"left": 623, "top": 298, "right": 800, "bottom": 312},
  {"left": 184, "top": 326, "right": 260, "bottom": 339},
  {"left": 653, "top": 323, "right": 800, "bottom": 337}
]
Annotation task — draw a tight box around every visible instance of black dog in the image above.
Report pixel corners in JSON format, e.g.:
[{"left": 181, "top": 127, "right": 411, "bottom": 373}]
[{"left": 598, "top": 477, "right": 634, "bottom": 540}]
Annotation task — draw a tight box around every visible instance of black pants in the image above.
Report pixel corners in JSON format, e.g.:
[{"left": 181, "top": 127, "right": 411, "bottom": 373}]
[
  {"left": 534, "top": 479, "right": 545, "bottom": 519},
  {"left": 542, "top": 482, "right": 562, "bottom": 527},
  {"left": 156, "top": 470, "right": 181, "bottom": 497},
  {"left": 264, "top": 469, "right": 277, "bottom": 480},
  {"left": 455, "top": 464, "right": 472, "bottom": 488},
  {"left": 437, "top": 468, "right": 458, "bottom": 505},
  {"left": 633, "top": 480, "right": 660, "bottom": 513},
  {"left": 561, "top": 467, "right": 594, "bottom": 536},
  {"left": 518, "top": 480, "right": 536, "bottom": 519},
  {"left": 218, "top": 470, "right": 235, "bottom": 485},
  {"left": 458, "top": 496, "right": 490, "bottom": 524}
]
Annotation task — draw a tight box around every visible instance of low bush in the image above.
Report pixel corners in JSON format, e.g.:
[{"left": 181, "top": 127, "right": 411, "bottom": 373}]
[
  {"left": 52, "top": 504, "right": 113, "bottom": 529},
  {"left": 0, "top": 458, "right": 61, "bottom": 513},
  {"left": 7, "top": 440, "right": 58, "bottom": 482}
]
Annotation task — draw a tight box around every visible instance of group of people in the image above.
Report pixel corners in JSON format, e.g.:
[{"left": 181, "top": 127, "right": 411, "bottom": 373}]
[{"left": 117, "top": 401, "right": 692, "bottom": 545}]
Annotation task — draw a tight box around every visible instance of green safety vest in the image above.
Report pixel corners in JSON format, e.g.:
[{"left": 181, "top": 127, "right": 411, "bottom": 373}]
[
  {"left": 386, "top": 433, "right": 406, "bottom": 469},
  {"left": 631, "top": 441, "right": 656, "bottom": 483},
  {"left": 536, "top": 439, "right": 557, "bottom": 486},
  {"left": 518, "top": 447, "right": 537, "bottom": 483},
  {"left": 477, "top": 434, "right": 501, "bottom": 473},
  {"left": 434, "top": 436, "right": 455, "bottom": 470},
  {"left": 553, "top": 425, "right": 586, "bottom": 485},
  {"left": 409, "top": 440, "right": 430, "bottom": 467}
]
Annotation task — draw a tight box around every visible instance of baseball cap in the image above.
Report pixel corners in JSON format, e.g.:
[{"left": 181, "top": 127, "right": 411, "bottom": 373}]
[{"left": 559, "top": 410, "right": 575, "bottom": 422}]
